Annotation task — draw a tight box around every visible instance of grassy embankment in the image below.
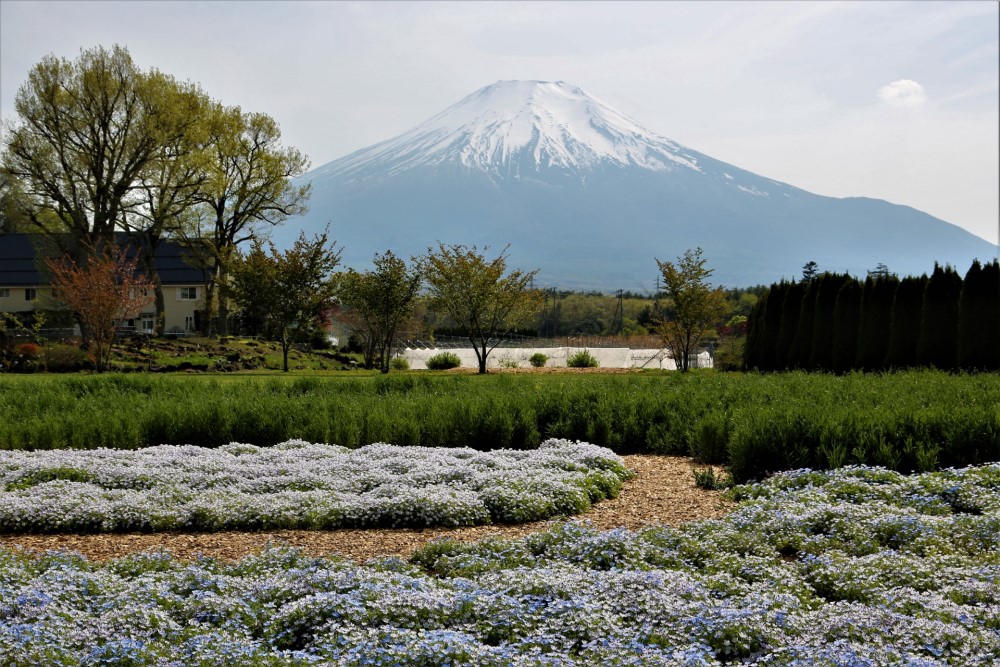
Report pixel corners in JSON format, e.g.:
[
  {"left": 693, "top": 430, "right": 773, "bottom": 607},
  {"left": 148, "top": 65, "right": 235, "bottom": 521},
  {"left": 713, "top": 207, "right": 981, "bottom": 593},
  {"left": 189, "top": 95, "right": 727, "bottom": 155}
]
[{"left": 14, "top": 335, "right": 360, "bottom": 373}]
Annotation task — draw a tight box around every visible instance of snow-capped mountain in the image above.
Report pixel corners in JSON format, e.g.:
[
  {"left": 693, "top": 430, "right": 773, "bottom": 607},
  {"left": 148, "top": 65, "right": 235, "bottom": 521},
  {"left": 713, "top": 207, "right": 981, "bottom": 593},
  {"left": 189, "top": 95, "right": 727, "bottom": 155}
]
[
  {"left": 311, "top": 80, "right": 702, "bottom": 181},
  {"left": 277, "top": 80, "right": 997, "bottom": 288}
]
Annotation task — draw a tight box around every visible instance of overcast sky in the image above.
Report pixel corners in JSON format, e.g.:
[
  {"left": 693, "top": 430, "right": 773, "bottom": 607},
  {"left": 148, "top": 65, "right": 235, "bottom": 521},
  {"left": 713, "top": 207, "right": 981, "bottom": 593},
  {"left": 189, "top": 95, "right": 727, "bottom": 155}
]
[{"left": 2, "top": 0, "right": 997, "bottom": 245}]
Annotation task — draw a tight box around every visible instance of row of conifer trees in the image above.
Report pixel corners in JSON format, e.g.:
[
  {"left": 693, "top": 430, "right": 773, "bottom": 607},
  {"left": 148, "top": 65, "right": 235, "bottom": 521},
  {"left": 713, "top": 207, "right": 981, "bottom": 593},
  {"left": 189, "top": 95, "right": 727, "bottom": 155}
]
[{"left": 743, "top": 259, "right": 1000, "bottom": 372}]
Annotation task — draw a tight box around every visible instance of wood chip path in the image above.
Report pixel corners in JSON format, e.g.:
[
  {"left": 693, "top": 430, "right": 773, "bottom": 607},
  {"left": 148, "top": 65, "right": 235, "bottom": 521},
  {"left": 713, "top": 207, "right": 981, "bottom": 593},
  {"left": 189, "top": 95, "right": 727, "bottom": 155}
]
[{"left": 0, "top": 455, "right": 733, "bottom": 563}]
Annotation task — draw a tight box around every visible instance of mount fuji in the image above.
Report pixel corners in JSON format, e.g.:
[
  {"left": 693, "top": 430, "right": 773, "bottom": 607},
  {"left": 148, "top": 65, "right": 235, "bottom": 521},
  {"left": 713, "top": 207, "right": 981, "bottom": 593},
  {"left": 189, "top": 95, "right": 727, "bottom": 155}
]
[{"left": 275, "top": 80, "right": 997, "bottom": 288}]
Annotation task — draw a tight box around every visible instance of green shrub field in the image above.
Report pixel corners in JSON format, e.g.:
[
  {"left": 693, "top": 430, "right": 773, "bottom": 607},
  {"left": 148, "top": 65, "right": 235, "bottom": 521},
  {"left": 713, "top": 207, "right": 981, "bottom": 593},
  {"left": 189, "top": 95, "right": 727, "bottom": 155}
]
[{"left": 2, "top": 371, "right": 998, "bottom": 482}]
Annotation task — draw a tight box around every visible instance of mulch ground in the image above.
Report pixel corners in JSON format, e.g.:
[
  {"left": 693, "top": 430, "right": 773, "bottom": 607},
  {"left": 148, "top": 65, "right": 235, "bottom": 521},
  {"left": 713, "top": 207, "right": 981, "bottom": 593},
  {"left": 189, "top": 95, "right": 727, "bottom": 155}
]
[{"left": 0, "top": 455, "right": 733, "bottom": 563}]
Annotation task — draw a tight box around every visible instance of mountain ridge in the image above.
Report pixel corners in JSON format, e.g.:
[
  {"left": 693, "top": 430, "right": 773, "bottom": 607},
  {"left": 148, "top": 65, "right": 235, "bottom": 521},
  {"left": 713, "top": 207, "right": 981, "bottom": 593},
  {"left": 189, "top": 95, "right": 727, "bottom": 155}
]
[{"left": 276, "top": 80, "right": 997, "bottom": 289}]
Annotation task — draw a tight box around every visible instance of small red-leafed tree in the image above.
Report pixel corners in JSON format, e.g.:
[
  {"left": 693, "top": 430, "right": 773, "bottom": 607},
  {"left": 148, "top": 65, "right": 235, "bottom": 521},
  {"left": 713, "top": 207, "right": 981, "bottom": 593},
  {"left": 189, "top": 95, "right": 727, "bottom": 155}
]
[{"left": 46, "top": 244, "right": 154, "bottom": 372}]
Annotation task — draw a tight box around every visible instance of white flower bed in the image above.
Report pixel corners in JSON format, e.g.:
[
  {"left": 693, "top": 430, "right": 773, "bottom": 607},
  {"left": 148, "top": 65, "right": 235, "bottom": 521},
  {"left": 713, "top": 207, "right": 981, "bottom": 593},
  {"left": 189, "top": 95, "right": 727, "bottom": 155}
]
[
  {"left": 1, "top": 463, "right": 997, "bottom": 665},
  {"left": 0, "top": 439, "right": 630, "bottom": 532}
]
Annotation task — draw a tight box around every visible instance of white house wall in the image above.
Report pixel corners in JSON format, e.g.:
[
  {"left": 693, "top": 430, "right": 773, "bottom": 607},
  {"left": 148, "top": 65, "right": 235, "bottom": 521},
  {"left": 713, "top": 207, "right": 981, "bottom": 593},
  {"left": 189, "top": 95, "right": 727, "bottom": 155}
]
[
  {"left": 0, "top": 287, "right": 51, "bottom": 313},
  {"left": 1, "top": 284, "right": 203, "bottom": 334},
  {"left": 165, "top": 285, "right": 202, "bottom": 333}
]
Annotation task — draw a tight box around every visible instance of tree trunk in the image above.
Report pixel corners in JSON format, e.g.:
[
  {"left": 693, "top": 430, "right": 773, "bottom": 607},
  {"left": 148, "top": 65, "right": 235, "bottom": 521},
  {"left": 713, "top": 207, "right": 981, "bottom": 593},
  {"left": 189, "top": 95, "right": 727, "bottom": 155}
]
[
  {"left": 364, "top": 335, "right": 378, "bottom": 369},
  {"left": 75, "top": 314, "right": 93, "bottom": 351},
  {"left": 154, "top": 282, "right": 166, "bottom": 337},
  {"left": 477, "top": 342, "right": 488, "bottom": 374},
  {"left": 218, "top": 292, "right": 230, "bottom": 337},
  {"left": 94, "top": 338, "right": 108, "bottom": 373},
  {"left": 380, "top": 325, "right": 396, "bottom": 373},
  {"left": 201, "top": 274, "right": 216, "bottom": 337},
  {"left": 135, "top": 234, "right": 167, "bottom": 337},
  {"left": 215, "top": 261, "right": 230, "bottom": 337}
]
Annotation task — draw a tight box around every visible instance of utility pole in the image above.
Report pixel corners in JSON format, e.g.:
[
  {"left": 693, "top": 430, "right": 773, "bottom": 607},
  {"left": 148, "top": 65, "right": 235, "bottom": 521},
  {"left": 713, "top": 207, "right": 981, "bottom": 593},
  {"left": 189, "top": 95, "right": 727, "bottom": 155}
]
[
  {"left": 610, "top": 289, "right": 624, "bottom": 337},
  {"left": 653, "top": 276, "right": 662, "bottom": 317},
  {"left": 550, "top": 288, "right": 559, "bottom": 339}
]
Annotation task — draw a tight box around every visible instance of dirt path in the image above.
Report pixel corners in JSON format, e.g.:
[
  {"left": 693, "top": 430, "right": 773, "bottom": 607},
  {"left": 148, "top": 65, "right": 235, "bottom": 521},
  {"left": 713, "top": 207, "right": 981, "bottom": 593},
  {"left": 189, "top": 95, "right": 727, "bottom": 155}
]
[{"left": 0, "top": 455, "right": 733, "bottom": 563}]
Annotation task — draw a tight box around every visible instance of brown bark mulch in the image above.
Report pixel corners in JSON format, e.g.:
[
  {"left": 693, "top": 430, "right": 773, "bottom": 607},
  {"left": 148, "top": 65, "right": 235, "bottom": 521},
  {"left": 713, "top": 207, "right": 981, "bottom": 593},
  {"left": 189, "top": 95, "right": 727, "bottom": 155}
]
[{"left": 0, "top": 455, "right": 733, "bottom": 563}]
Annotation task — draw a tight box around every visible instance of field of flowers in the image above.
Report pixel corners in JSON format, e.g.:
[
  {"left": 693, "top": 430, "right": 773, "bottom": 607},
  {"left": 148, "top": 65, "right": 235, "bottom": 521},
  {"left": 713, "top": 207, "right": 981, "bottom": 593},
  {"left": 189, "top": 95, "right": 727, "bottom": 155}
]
[
  {"left": 0, "top": 439, "right": 630, "bottom": 533},
  {"left": 2, "top": 461, "right": 998, "bottom": 666}
]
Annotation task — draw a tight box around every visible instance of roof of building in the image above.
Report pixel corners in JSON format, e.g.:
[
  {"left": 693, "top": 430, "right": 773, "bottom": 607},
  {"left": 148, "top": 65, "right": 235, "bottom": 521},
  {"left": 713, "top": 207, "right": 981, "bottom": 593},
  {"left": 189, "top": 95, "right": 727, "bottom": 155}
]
[{"left": 0, "top": 233, "right": 207, "bottom": 287}]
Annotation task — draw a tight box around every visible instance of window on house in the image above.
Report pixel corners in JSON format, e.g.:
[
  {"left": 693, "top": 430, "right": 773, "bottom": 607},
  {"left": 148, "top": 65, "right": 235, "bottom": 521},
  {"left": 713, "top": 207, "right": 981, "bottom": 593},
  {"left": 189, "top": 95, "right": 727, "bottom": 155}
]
[
  {"left": 184, "top": 315, "right": 196, "bottom": 332},
  {"left": 141, "top": 316, "right": 155, "bottom": 333},
  {"left": 179, "top": 287, "right": 198, "bottom": 300},
  {"left": 25, "top": 288, "right": 37, "bottom": 301},
  {"left": 0, "top": 288, "right": 9, "bottom": 298}
]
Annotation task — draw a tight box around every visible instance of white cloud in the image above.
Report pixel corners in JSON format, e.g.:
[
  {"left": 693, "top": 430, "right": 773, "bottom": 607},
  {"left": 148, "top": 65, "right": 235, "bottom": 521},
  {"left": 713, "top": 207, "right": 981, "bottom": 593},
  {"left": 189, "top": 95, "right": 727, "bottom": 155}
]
[{"left": 878, "top": 79, "right": 928, "bottom": 108}]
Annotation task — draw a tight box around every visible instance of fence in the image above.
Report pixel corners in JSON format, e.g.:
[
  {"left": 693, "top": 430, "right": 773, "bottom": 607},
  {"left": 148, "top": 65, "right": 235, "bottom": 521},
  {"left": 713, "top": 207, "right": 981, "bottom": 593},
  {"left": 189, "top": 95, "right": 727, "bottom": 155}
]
[
  {"left": 398, "top": 332, "right": 664, "bottom": 350},
  {"left": 0, "top": 327, "right": 78, "bottom": 343}
]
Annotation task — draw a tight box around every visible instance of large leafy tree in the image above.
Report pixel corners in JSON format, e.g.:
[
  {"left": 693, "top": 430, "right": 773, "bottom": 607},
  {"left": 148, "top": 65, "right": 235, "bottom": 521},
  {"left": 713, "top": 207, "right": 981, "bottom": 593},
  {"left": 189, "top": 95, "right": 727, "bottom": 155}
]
[
  {"left": 0, "top": 173, "right": 41, "bottom": 234},
  {"left": 417, "top": 243, "right": 540, "bottom": 374},
  {"left": 45, "top": 243, "right": 154, "bottom": 372},
  {"left": 338, "top": 251, "right": 421, "bottom": 373},
  {"left": 2, "top": 45, "right": 199, "bottom": 261},
  {"left": 655, "top": 247, "right": 727, "bottom": 372},
  {"left": 227, "top": 230, "right": 339, "bottom": 372},
  {"left": 122, "top": 84, "right": 212, "bottom": 335},
  {"left": 192, "top": 103, "right": 311, "bottom": 336}
]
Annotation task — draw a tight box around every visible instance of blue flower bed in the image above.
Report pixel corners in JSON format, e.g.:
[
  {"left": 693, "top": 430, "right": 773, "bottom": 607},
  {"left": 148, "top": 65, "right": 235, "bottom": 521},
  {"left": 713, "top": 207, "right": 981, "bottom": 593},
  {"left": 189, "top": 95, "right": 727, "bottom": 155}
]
[{"left": 1, "top": 462, "right": 998, "bottom": 665}]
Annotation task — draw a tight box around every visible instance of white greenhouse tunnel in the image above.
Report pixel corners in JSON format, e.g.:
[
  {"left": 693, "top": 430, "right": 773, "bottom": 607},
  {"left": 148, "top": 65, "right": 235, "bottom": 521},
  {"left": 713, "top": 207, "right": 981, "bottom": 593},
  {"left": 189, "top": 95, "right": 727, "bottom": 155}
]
[{"left": 400, "top": 347, "right": 713, "bottom": 370}]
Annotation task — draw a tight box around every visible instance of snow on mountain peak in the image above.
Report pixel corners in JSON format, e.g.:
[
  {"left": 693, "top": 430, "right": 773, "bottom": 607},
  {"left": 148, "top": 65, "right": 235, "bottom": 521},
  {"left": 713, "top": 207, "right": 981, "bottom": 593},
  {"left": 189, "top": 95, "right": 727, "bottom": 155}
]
[{"left": 318, "top": 80, "right": 703, "bottom": 182}]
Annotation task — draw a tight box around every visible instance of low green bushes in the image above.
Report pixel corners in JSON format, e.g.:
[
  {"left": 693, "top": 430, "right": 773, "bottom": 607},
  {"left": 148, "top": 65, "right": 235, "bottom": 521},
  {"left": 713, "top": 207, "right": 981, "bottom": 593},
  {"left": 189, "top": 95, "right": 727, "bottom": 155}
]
[
  {"left": 1, "top": 371, "right": 998, "bottom": 483},
  {"left": 566, "top": 349, "right": 599, "bottom": 368},
  {"left": 44, "top": 344, "right": 90, "bottom": 372},
  {"left": 425, "top": 351, "right": 462, "bottom": 370}
]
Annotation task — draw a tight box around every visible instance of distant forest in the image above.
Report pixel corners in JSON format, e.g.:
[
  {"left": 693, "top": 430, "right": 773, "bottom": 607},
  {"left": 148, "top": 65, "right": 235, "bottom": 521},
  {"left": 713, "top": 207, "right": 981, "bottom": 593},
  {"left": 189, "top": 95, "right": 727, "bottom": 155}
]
[{"left": 411, "top": 285, "right": 765, "bottom": 340}]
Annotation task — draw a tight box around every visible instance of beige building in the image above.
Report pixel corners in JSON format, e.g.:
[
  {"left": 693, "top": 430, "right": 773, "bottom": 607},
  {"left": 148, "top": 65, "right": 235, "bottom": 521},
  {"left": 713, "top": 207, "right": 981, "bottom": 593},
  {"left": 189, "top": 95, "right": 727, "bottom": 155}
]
[{"left": 0, "top": 234, "right": 207, "bottom": 335}]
